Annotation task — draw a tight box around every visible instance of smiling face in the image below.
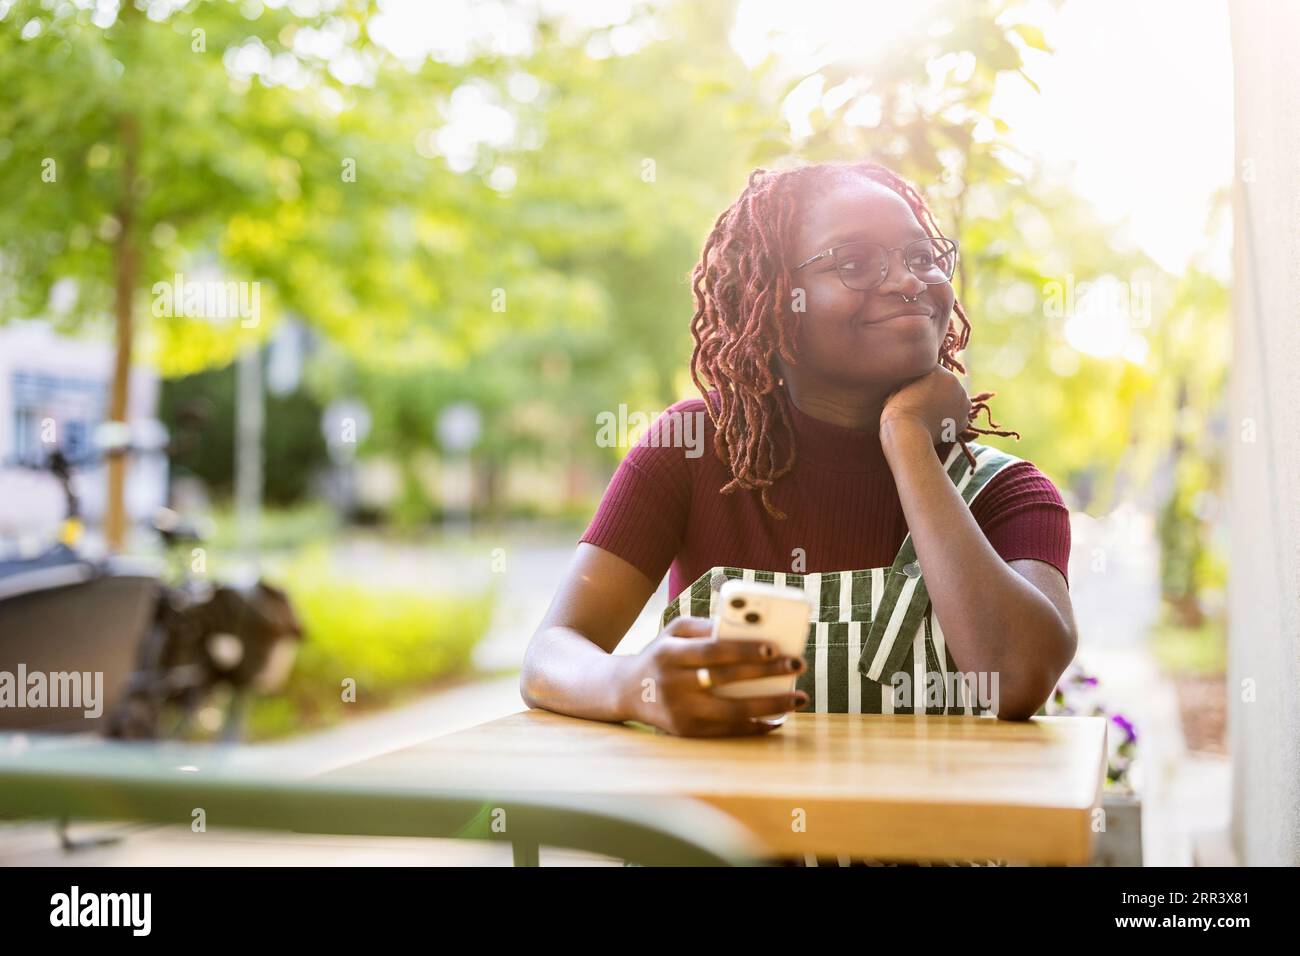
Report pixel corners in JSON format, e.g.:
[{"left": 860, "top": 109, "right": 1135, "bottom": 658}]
[{"left": 782, "top": 175, "right": 956, "bottom": 393}]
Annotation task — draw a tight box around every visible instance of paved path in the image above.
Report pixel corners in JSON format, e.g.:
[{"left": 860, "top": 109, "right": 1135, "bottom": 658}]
[
  {"left": 1066, "top": 506, "right": 1230, "bottom": 865},
  {"left": 1067, "top": 503, "right": 1163, "bottom": 646}
]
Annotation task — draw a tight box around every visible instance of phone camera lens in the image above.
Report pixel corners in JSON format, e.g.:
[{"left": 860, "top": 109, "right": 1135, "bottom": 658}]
[
  {"left": 744, "top": 611, "right": 761, "bottom": 624},
  {"left": 729, "top": 597, "right": 746, "bottom": 609}
]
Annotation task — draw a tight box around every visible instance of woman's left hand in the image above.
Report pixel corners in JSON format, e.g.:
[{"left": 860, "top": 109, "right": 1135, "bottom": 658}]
[{"left": 879, "top": 364, "right": 972, "bottom": 447}]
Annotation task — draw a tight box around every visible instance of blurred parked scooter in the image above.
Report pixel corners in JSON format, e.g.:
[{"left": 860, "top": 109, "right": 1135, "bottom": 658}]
[{"left": 0, "top": 433, "right": 303, "bottom": 740}]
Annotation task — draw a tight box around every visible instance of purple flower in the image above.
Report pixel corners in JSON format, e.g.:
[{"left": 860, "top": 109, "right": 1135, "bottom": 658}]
[{"left": 1110, "top": 713, "right": 1137, "bottom": 743}]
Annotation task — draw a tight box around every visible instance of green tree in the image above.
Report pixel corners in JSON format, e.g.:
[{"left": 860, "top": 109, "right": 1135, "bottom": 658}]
[{"left": 0, "top": 0, "right": 482, "bottom": 546}]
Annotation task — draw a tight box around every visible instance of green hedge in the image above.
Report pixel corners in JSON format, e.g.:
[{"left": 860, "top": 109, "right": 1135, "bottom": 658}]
[{"left": 245, "top": 548, "right": 495, "bottom": 739}]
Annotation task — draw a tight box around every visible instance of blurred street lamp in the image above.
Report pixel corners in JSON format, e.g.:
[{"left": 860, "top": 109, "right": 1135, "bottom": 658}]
[{"left": 235, "top": 344, "right": 262, "bottom": 571}]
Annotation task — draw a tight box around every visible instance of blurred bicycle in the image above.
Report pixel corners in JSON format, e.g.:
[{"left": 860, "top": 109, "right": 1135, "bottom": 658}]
[{"left": 0, "top": 432, "right": 303, "bottom": 741}]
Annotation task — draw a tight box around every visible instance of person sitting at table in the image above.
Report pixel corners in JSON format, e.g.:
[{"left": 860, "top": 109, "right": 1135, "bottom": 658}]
[{"left": 521, "top": 160, "right": 1078, "bottom": 738}]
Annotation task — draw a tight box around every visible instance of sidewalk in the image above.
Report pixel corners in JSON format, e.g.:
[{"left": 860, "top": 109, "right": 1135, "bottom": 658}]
[{"left": 1068, "top": 506, "right": 1232, "bottom": 866}]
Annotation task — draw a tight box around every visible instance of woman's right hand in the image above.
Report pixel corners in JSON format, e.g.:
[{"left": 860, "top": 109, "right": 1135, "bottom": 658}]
[{"left": 624, "top": 616, "right": 808, "bottom": 737}]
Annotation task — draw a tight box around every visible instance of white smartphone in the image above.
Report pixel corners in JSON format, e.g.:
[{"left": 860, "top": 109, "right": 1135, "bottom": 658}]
[{"left": 711, "top": 579, "right": 812, "bottom": 701}]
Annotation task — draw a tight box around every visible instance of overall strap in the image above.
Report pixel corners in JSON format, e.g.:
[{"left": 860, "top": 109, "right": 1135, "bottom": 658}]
[{"left": 857, "top": 441, "right": 1022, "bottom": 682}]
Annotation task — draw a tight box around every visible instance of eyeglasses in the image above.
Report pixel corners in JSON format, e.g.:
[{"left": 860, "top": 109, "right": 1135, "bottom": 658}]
[{"left": 793, "top": 237, "right": 959, "bottom": 292}]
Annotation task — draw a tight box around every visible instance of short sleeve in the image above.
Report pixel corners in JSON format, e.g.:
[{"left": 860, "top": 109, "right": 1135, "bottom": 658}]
[
  {"left": 969, "top": 460, "right": 1072, "bottom": 588},
  {"left": 578, "top": 404, "right": 695, "bottom": 586}
]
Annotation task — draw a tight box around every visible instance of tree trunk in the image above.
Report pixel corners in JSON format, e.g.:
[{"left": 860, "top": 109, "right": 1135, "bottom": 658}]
[{"left": 105, "top": 114, "right": 139, "bottom": 552}]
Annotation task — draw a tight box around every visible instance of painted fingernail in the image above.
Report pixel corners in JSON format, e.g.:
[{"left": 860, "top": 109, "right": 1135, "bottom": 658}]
[
  {"left": 788, "top": 658, "right": 802, "bottom": 672},
  {"left": 794, "top": 693, "right": 809, "bottom": 707}
]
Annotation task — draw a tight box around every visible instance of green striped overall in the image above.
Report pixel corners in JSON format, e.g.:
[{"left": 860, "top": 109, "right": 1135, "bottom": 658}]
[
  {"left": 661, "top": 441, "right": 1023, "bottom": 717},
  {"left": 660, "top": 441, "right": 1027, "bottom": 865}
]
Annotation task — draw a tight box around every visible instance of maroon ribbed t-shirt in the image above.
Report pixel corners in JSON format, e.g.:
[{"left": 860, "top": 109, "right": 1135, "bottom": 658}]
[{"left": 580, "top": 394, "right": 1072, "bottom": 599}]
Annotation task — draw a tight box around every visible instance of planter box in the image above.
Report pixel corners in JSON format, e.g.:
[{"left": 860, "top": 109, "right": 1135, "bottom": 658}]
[{"left": 1091, "top": 790, "right": 1143, "bottom": 866}]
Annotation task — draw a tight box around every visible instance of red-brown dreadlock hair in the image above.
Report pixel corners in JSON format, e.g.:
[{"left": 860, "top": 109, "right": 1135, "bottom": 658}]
[{"left": 689, "top": 160, "right": 1019, "bottom": 520}]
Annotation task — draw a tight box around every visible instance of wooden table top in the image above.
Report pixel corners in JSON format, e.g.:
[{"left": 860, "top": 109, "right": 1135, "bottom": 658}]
[{"left": 322, "top": 709, "right": 1108, "bottom": 864}]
